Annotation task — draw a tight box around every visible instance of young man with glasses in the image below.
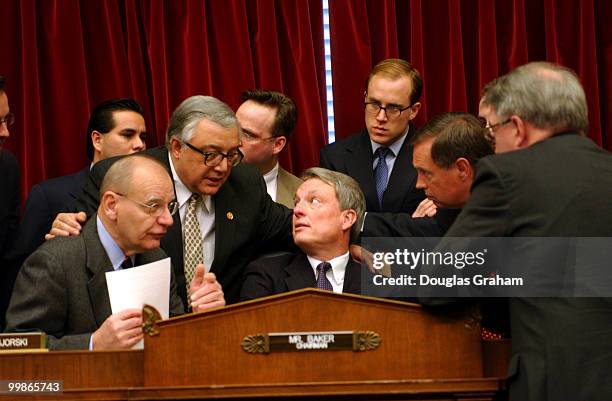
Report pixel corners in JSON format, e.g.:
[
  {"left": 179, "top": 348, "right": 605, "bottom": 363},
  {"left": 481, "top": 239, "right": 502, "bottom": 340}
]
[
  {"left": 236, "top": 89, "right": 302, "bottom": 208},
  {"left": 0, "top": 75, "right": 21, "bottom": 331},
  {"left": 51, "top": 96, "right": 294, "bottom": 307},
  {"left": 320, "top": 58, "right": 425, "bottom": 214},
  {"left": 6, "top": 154, "right": 225, "bottom": 350}
]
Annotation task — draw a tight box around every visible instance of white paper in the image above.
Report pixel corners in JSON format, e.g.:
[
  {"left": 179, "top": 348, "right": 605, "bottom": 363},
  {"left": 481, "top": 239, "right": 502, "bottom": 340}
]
[{"left": 105, "top": 257, "right": 171, "bottom": 349}]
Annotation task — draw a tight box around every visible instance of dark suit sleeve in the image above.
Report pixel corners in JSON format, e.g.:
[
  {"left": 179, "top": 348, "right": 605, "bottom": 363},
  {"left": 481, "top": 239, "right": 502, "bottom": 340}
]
[
  {"left": 13, "top": 184, "right": 52, "bottom": 256},
  {"left": 363, "top": 213, "right": 444, "bottom": 237},
  {"left": 4, "top": 248, "right": 91, "bottom": 350},
  {"left": 255, "top": 176, "right": 296, "bottom": 254},
  {"left": 240, "top": 259, "right": 276, "bottom": 301},
  {"left": 169, "top": 263, "right": 185, "bottom": 316}
]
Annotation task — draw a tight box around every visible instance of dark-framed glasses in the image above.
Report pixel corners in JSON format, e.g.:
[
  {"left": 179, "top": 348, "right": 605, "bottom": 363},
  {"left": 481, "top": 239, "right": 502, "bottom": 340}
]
[
  {"left": 115, "top": 193, "right": 178, "bottom": 217},
  {"left": 183, "top": 141, "right": 243, "bottom": 167},
  {"left": 0, "top": 113, "right": 15, "bottom": 127},
  {"left": 364, "top": 102, "right": 412, "bottom": 120}
]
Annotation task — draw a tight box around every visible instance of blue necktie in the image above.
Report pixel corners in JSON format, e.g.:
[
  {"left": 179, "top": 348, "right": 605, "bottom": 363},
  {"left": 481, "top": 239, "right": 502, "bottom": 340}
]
[
  {"left": 315, "top": 262, "right": 333, "bottom": 291},
  {"left": 374, "top": 147, "right": 391, "bottom": 208}
]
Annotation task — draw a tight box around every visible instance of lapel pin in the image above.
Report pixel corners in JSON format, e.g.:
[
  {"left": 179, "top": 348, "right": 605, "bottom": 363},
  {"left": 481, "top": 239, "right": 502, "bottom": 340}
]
[{"left": 226, "top": 212, "right": 234, "bottom": 220}]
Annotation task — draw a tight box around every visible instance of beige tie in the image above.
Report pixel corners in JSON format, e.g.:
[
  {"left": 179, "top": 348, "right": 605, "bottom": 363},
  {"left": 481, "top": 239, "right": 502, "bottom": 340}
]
[{"left": 183, "top": 193, "right": 204, "bottom": 296}]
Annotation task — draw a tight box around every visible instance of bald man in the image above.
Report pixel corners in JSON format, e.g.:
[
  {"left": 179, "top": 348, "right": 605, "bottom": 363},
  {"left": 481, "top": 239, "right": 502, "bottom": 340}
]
[{"left": 5, "top": 154, "right": 224, "bottom": 350}]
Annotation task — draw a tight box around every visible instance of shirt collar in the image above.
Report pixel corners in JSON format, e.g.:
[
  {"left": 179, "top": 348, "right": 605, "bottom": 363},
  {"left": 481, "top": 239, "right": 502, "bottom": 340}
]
[
  {"left": 306, "top": 252, "right": 350, "bottom": 286},
  {"left": 263, "top": 162, "right": 279, "bottom": 186},
  {"left": 370, "top": 126, "right": 409, "bottom": 157},
  {"left": 96, "top": 216, "right": 128, "bottom": 271},
  {"left": 168, "top": 151, "right": 212, "bottom": 213}
]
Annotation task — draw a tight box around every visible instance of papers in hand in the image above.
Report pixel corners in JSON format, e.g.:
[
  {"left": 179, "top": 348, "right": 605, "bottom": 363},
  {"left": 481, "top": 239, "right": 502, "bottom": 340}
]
[{"left": 105, "top": 257, "right": 171, "bottom": 349}]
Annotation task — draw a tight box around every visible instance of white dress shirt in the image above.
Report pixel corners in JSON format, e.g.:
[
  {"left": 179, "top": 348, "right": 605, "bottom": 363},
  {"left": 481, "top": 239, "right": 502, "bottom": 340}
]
[
  {"left": 306, "top": 252, "right": 350, "bottom": 293},
  {"left": 263, "top": 162, "right": 279, "bottom": 202}
]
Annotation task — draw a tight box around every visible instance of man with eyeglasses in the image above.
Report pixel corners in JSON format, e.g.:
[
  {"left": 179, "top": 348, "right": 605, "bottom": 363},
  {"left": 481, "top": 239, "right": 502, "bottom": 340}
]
[
  {"left": 5, "top": 154, "right": 225, "bottom": 350},
  {"left": 0, "top": 75, "right": 21, "bottom": 331},
  {"left": 51, "top": 96, "right": 293, "bottom": 307},
  {"left": 236, "top": 89, "right": 302, "bottom": 208},
  {"left": 320, "top": 58, "right": 425, "bottom": 214},
  {"left": 424, "top": 62, "right": 612, "bottom": 401}
]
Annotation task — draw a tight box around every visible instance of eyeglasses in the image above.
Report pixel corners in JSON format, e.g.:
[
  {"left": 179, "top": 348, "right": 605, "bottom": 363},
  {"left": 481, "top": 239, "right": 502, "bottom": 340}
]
[
  {"left": 115, "top": 193, "right": 179, "bottom": 217},
  {"left": 183, "top": 141, "right": 243, "bottom": 167},
  {"left": 240, "top": 130, "right": 278, "bottom": 144},
  {"left": 364, "top": 102, "right": 412, "bottom": 120},
  {"left": 0, "top": 113, "right": 14, "bottom": 127},
  {"left": 478, "top": 117, "right": 512, "bottom": 139}
]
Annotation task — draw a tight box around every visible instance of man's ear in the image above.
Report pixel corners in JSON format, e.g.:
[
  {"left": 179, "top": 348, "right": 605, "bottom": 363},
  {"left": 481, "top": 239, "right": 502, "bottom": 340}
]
[
  {"left": 92, "top": 131, "right": 103, "bottom": 153},
  {"left": 170, "top": 137, "right": 182, "bottom": 159},
  {"left": 408, "top": 102, "right": 421, "bottom": 120},
  {"left": 455, "top": 157, "right": 472, "bottom": 181},
  {"left": 511, "top": 116, "right": 528, "bottom": 149},
  {"left": 101, "top": 191, "right": 119, "bottom": 221},
  {"left": 272, "top": 136, "right": 287, "bottom": 155},
  {"left": 341, "top": 209, "right": 357, "bottom": 232}
]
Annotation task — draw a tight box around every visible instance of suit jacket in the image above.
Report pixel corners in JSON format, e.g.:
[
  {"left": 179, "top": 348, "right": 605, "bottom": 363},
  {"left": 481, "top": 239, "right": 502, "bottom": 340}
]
[
  {"left": 0, "top": 150, "right": 20, "bottom": 330},
  {"left": 76, "top": 146, "right": 294, "bottom": 306},
  {"left": 4, "top": 217, "right": 184, "bottom": 350},
  {"left": 10, "top": 166, "right": 89, "bottom": 267},
  {"left": 319, "top": 127, "right": 425, "bottom": 213},
  {"left": 363, "top": 208, "right": 461, "bottom": 237},
  {"left": 275, "top": 166, "right": 302, "bottom": 208},
  {"left": 435, "top": 132, "right": 612, "bottom": 401},
  {"left": 240, "top": 252, "right": 362, "bottom": 301}
]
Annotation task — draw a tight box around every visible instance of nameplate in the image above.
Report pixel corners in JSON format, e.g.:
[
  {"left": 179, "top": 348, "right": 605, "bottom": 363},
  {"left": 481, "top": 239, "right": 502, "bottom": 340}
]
[
  {"left": 241, "top": 331, "right": 380, "bottom": 354},
  {"left": 0, "top": 333, "right": 47, "bottom": 353}
]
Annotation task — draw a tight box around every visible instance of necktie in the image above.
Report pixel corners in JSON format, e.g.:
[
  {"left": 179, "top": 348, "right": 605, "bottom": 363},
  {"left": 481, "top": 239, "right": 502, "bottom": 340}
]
[
  {"left": 315, "top": 262, "right": 334, "bottom": 291},
  {"left": 183, "top": 193, "right": 203, "bottom": 296},
  {"left": 374, "top": 147, "right": 391, "bottom": 208},
  {"left": 121, "top": 257, "right": 133, "bottom": 269}
]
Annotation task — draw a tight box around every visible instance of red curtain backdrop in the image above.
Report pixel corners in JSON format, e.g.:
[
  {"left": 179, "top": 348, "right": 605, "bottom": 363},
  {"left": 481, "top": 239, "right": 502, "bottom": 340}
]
[
  {"left": 329, "top": 0, "right": 612, "bottom": 152},
  {"left": 0, "top": 0, "right": 327, "bottom": 201}
]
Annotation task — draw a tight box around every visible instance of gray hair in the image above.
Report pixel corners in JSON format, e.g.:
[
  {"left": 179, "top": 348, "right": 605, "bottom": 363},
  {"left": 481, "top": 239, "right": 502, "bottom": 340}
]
[
  {"left": 100, "top": 154, "right": 169, "bottom": 198},
  {"left": 165, "top": 95, "right": 240, "bottom": 146},
  {"left": 481, "top": 62, "right": 588, "bottom": 135},
  {"left": 300, "top": 167, "right": 366, "bottom": 244}
]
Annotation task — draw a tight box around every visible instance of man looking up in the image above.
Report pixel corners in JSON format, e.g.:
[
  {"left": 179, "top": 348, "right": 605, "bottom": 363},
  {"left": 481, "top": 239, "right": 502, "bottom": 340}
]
[
  {"left": 237, "top": 89, "right": 302, "bottom": 208},
  {"left": 320, "top": 58, "right": 424, "bottom": 213},
  {"left": 241, "top": 167, "right": 365, "bottom": 300},
  {"left": 5, "top": 154, "right": 224, "bottom": 350}
]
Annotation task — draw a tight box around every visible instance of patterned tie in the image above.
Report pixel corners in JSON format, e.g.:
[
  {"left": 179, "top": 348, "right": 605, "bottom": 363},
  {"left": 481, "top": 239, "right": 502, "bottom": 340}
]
[
  {"left": 315, "top": 262, "right": 334, "bottom": 291},
  {"left": 374, "top": 147, "right": 391, "bottom": 208},
  {"left": 183, "top": 193, "right": 204, "bottom": 296}
]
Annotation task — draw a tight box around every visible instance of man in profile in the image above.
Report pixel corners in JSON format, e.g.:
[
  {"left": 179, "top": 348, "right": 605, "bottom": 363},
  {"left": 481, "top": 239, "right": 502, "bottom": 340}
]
[
  {"left": 236, "top": 89, "right": 301, "bottom": 208},
  {"left": 5, "top": 154, "right": 224, "bottom": 350},
  {"left": 0, "top": 75, "right": 21, "bottom": 330},
  {"left": 241, "top": 167, "right": 365, "bottom": 300},
  {"left": 431, "top": 62, "right": 612, "bottom": 400},
  {"left": 320, "top": 58, "right": 424, "bottom": 213}
]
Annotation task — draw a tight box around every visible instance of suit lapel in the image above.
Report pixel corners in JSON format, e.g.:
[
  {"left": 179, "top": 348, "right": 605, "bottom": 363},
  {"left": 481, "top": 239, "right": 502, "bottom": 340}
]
[
  {"left": 345, "top": 130, "right": 379, "bottom": 210},
  {"left": 210, "top": 183, "right": 237, "bottom": 275},
  {"left": 342, "top": 258, "right": 362, "bottom": 294},
  {"left": 383, "top": 124, "right": 418, "bottom": 210},
  {"left": 284, "top": 254, "right": 316, "bottom": 291},
  {"left": 83, "top": 217, "right": 114, "bottom": 327}
]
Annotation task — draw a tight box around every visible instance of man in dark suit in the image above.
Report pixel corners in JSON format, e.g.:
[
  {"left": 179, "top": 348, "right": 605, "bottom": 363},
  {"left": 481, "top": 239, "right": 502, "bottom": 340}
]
[
  {"left": 11, "top": 98, "right": 147, "bottom": 269},
  {"left": 241, "top": 168, "right": 366, "bottom": 301},
  {"left": 363, "top": 112, "right": 492, "bottom": 238},
  {"left": 429, "top": 62, "right": 612, "bottom": 401},
  {"left": 5, "top": 155, "right": 224, "bottom": 350},
  {"left": 50, "top": 96, "right": 294, "bottom": 307},
  {"left": 320, "top": 58, "right": 425, "bottom": 214},
  {"left": 0, "top": 75, "right": 21, "bottom": 331},
  {"left": 237, "top": 89, "right": 302, "bottom": 208}
]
